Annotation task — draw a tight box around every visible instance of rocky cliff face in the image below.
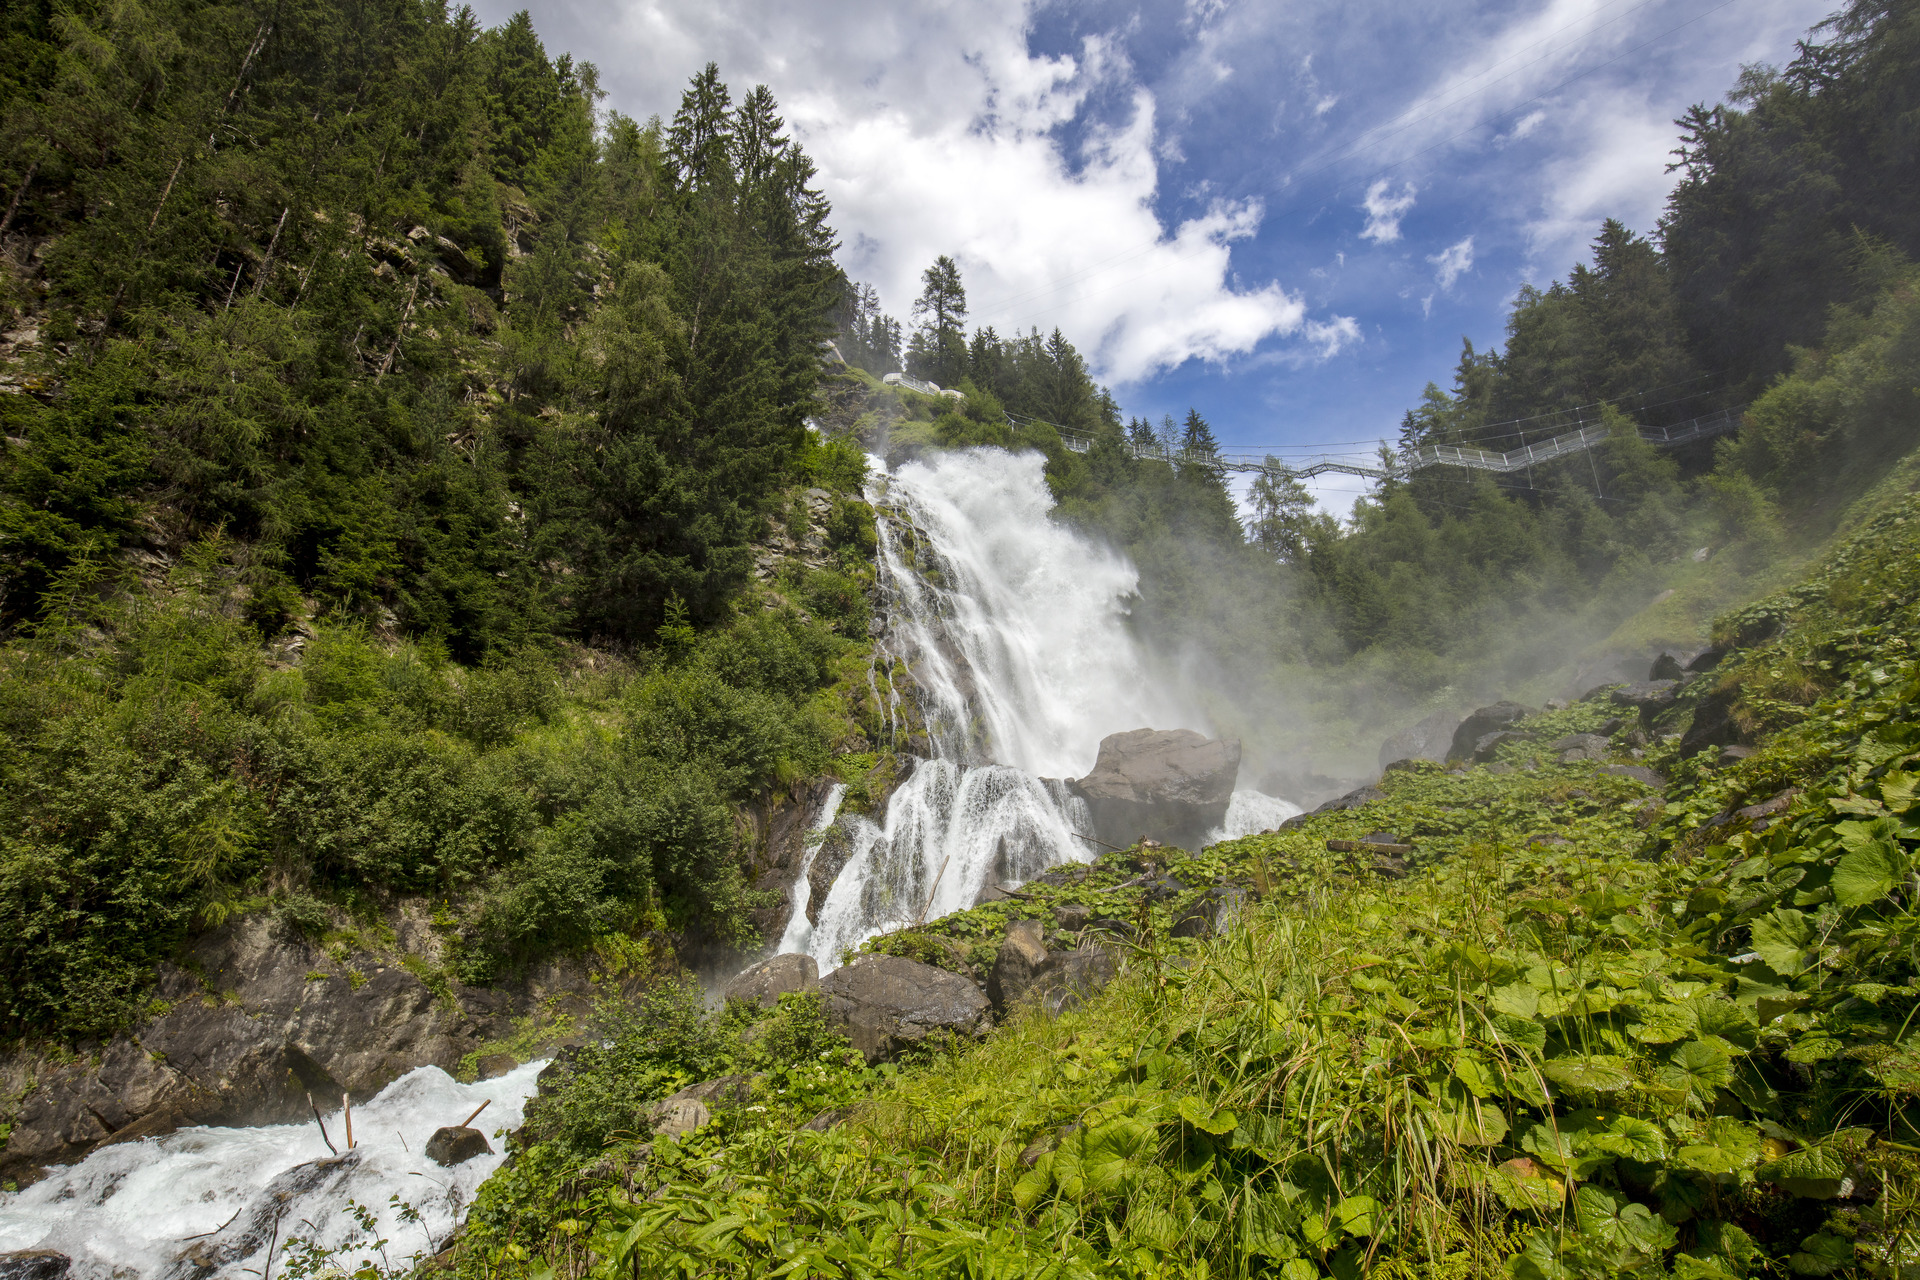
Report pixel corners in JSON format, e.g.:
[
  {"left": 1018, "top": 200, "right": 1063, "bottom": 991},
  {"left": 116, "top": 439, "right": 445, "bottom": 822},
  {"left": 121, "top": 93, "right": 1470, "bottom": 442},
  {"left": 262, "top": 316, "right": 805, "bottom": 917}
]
[{"left": 0, "top": 910, "right": 593, "bottom": 1186}]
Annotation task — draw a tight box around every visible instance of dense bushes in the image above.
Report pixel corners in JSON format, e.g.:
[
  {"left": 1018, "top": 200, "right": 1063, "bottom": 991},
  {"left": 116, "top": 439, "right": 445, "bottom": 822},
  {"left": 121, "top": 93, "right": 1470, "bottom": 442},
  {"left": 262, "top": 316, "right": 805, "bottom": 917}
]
[{"left": 0, "top": 541, "right": 858, "bottom": 1036}]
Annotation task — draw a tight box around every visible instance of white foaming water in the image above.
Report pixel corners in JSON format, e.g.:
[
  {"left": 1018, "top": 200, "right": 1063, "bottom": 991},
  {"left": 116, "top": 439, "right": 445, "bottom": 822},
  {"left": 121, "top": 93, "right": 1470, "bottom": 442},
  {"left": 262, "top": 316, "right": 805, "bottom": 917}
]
[
  {"left": 1208, "top": 790, "right": 1305, "bottom": 844},
  {"left": 776, "top": 781, "right": 848, "bottom": 955},
  {"left": 802, "top": 448, "right": 1215, "bottom": 971},
  {"left": 0, "top": 1062, "right": 544, "bottom": 1279}
]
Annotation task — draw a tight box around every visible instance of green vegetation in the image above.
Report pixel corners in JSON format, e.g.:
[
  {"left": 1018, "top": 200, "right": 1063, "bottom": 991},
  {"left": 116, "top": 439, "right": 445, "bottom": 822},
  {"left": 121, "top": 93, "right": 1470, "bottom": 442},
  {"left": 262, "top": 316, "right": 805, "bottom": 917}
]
[{"left": 440, "top": 487, "right": 1920, "bottom": 1279}]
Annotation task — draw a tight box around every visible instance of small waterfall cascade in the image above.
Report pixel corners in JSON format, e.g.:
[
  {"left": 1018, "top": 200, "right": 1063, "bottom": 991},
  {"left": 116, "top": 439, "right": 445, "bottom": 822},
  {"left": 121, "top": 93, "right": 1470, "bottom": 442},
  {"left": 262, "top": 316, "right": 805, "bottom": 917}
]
[
  {"left": 0, "top": 1062, "right": 544, "bottom": 1279},
  {"left": 802, "top": 448, "right": 1198, "bottom": 971}
]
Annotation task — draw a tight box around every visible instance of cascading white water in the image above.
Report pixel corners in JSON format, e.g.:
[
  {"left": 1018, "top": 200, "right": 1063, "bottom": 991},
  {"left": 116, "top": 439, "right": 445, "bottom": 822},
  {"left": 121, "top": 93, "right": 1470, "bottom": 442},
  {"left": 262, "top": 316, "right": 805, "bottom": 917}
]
[
  {"left": 0, "top": 1063, "right": 543, "bottom": 1279},
  {"left": 801, "top": 447, "right": 1292, "bottom": 971}
]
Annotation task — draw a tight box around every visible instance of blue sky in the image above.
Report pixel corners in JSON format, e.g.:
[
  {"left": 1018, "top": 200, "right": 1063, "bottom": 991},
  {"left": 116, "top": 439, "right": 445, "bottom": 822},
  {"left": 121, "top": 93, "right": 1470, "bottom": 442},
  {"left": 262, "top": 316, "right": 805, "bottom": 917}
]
[{"left": 472, "top": 0, "right": 1834, "bottom": 512}]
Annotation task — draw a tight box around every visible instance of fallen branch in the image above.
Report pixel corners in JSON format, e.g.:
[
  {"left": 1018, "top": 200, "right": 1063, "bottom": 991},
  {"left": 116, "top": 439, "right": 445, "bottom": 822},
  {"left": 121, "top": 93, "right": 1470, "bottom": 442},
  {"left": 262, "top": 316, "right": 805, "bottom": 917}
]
[
  {"left": 179, "top": 1206, "right": 243, "bottom": 1241},
  {"left": 306, "top": 1091, "right": 338, "bottom": 1155},
  {"left": 459, "top": 1097, "right": 491, "bottom": 1129},
  {"left": 1071, "top": 831, "right": 1127, "bottom": 852},
  {"left": 343, "top": 1091, "right": 355, "bottom": 1150}
]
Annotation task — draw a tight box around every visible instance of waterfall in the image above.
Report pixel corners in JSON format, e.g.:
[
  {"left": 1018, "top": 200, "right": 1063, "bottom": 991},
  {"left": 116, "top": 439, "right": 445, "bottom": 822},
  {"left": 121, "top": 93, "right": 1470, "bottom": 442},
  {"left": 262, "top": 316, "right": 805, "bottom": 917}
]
[
  {"left": 0, "top": 1063, "right": 544, "bottom": 1279},
  {"left": 802, "top": 447, "right": 1245, "bottom": 971}
]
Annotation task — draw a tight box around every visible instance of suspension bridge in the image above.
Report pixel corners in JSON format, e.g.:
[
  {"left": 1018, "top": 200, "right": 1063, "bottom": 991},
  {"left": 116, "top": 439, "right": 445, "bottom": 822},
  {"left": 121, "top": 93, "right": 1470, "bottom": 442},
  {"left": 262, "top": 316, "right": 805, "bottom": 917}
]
[{"left": 1029, "top": 405, "right": 1744, "bottom": 482}]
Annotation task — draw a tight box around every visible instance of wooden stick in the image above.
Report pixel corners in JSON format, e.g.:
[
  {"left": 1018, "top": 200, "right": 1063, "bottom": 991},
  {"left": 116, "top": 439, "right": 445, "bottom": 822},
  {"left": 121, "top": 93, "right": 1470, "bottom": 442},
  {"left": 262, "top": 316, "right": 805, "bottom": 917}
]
[
  {"left": 459, "top": 1097, "right": 491, "bottom": 1129},
  {"left": 913, "top": 854, "right": 951, "bottom": 925},
  {"left": 342, "top": 1092, "right": 354, "bottom": 1150},
  {"left": 1072, "top": 831, "right": 1127, "bottom": 852},
  {"left": 306, "top": 1091, "right": 338, "bottom": 1155}
]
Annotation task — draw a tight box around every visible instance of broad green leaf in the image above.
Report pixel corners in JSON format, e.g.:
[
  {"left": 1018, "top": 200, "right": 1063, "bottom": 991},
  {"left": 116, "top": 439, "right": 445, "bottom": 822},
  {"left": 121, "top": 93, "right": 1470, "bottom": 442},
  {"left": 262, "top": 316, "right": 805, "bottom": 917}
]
[
  {"left": 1280, "top": 1262, "right": 1317, "bottom": 1280},
  {"left": 1542, "top": 1055, "right": 1633, "bottom": 1095},
  {"left": 1491, "top": 984, "right": 1540, "bottom": 1018},
  {"left": 1452, "top": 1051, "right": 1499, "bottom": 1099},
  {"left": 1127, "top": 1204, "right": 1180, "bottom": 1251},
  {"left": 1573, "top": 1186, "right": 1677, "bottom": 1260},
  {"left": 1175, "top": 1096, "right": 1237, "bottom": 1136},
  {"left": 1659, "top": 1040, "right": 1735, "bottom": 1098},
  {"left": 1012, "top": 1153, "right": 1054, "bottom": 1210},
  {"left": 1688, "top": 997, "right": 1758, "bottom": 1051},
  {"left": 1831, "top": 841, "right": 1902, "bottom": 906},
  {"left": 1677, "top": 1143, "right": 1742, "bottom": 1175},
  {"left": 1751, "top": 908, "right": 1813, "bottom": 976},
  {"left": 1788, "top": 1231, "right": 1853, "bottom": 1275},
  {"left": 1756, "top": 1145, "right": 1848, "bottom": 1199},
  {"left": 1078, "top": 1117, "right": 1156, "bottom": 1196},
  {"left": 1335, "top": 1195, "right": 1381, "bottom": 1238},
  {"left": 1491, "top": 1013, "right": 1547, "bottom": 1053},
  {"left": 1598, "top": 1115, "right": 1668, "bottom": 1163}
]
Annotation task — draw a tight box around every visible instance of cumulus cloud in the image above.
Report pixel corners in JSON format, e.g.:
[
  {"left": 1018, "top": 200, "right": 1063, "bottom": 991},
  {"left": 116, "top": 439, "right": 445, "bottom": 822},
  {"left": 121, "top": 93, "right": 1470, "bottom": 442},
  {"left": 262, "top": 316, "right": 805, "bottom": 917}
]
[
  {"left": 1428, "top": 236, "right": 1475, "bottom": 289},
  {"left": 468, "top": 0, "right": 1338, "bottom": 385},
  {"left": 1358, "top": 179, "right": 1417, "bottom": 243}
]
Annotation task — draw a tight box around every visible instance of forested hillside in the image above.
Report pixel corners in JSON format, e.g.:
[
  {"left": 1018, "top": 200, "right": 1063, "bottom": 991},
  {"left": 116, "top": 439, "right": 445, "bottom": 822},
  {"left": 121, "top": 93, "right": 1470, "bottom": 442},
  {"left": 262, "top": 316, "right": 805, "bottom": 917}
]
[{"left": 0, "top": 1, "right": 874, "bottom": 1037}]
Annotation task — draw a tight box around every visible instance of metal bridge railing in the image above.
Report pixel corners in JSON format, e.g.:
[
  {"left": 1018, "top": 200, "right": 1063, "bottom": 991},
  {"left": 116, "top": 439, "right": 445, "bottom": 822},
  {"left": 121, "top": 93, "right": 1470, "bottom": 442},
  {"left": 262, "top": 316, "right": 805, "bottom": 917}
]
[{"left": 1030, "top": 406, "right": 1743, "bottom": 482}]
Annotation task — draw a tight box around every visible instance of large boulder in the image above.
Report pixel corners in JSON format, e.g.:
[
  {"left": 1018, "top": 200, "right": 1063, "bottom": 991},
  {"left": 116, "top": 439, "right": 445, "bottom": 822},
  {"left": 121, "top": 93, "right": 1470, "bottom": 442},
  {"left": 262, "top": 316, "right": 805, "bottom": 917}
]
[
  {"left": 424, "top": 1125, "right": 492, "bottom": 1166},
  {"left": 723, "top": 953, "right": 819, "bottom": 1008},
  {"left": 1446, "top": 703, "right": 1535, "bottom": 761},
  {"left": 820, "top": 955, "right": 991, "bottom": 1063},
  {"left": 1029, "top": 949, "right": 1118, "bottom": 1017},
  {"left": 1378, "top": 709, "right": 1462, "bottom": 771},
  {"left": 1069, "top": 729, "right": 1240, "bottom": 851},
  {"left": 986, "top": 921, "right": 1049, "bottom": 1014}
]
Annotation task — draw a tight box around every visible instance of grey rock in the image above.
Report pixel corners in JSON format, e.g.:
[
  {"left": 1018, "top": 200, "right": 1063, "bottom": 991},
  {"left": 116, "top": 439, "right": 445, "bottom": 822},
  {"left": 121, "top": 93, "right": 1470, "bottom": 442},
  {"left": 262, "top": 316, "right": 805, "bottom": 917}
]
[
  {"left": 1377, "top": 708, "right": 1463, "bottom": 771},
  {"left": 800, "top": 1107, "right": 854, "bottom": 1133},
  {"left": 1686, "top": 648, "right": 1725, "bottom": 673},
  {"left": 1681, "top": 686, "right": 1743, "bottom": 756},
  {"left": 806, "top": 821, "right": 868, "bottom": 927},
  {"left": 986, "top": 921, "right": 1049, "bottom": 1014},
  {"left": 424, "top": 1126, "right": 492, "bottom": 1166},
  {"left": 0, "top": 1254, "right": 70, "bottom": 1280},
  {"left": 1649, "top": 653, "right": 1685, "bottom": 681},
  {"left": 1472, "top": 730, "right": 1530, "bottom": 762},
  {"left": 646, "top": 1073, "right": 759, "bottom": 1140},
  {"left": 1069, "top": 728, "right": 1241, "bottom": 851},
  {"left": 1551, "top": 733, "right": 1612, "bottom": 763},
  {"left": 1054, "top": 903, "right": 1091, "bottom": 933},
  {"left": 1602, "top": 765, "right": 1667, "bottom": 788},
  {"left": 1171, "top": 885, "right": 1248, "bottom": 940},
  {"left": 1030, "top": 949, "right": 1118, "bottom": 1017},
  {"left": 820, "top": 956, "right": 991, "bottom": 1062},
  {"left": 724, "top": 953, "right": 820, "bottom": 1009},
  {"left": 1610, "top": 681, "right": 1678, "bottom": 709},
  {"left": 1447, "top": 702, "right": 1535, "bottom": 761},
  {"left": 1717, "top": 745, "right": 1757, "bottom": 766}
]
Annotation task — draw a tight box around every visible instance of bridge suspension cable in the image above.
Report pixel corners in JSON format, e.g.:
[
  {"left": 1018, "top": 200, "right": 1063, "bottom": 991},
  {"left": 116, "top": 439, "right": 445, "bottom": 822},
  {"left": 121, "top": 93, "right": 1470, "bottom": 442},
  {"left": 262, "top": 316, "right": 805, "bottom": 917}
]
[{"left": 1014, "top": 405, "right": 1743, "bottom": 481}]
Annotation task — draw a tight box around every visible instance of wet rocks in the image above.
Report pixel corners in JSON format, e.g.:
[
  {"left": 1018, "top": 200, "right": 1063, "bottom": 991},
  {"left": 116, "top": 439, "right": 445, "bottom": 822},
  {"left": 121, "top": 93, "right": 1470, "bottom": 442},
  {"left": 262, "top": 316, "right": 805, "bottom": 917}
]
[
  {"left": 1447, "top": 702, "right": 1535, "bottom": 761},
  {"left": 0, "top": 1254, "right": 71, "bottom": 1280},
  {"left": 1069, "top": 728, "right": 1241, "bottom": 851},
  {"left": 723, "top": 953, "right": 820, "bottom": 1008},
  {"left": 820, "top": 955, "right": 991, "bottom": 1062},
  {"left": 425, "top": 1125, "right": 493, "bottom": 1166},
  {"left": 1, "top": 910, "right": 591, "bottom": 1185},
  {"left": 1030, "top": 949, "right": 1118, "bottom": 1016}
]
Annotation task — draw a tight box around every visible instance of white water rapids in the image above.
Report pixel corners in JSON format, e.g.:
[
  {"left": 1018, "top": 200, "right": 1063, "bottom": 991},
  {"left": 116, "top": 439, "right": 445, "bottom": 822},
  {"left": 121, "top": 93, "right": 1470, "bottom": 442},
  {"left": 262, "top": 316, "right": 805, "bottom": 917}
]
[
  {"left": 0, "top": 1063, "right": 543, "bottom": 1278},
  {"left": 795, "top": 448, "right": 1298, "bottom": 970}
]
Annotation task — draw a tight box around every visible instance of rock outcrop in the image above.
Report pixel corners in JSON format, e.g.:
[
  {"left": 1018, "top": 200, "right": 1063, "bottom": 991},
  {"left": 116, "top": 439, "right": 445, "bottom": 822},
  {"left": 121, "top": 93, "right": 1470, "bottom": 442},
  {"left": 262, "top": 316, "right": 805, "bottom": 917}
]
[
  {"left": 1446, "top": 702, "right": 1535, "bottom": 761},
  {"left": 1377, "top": 709, "right": 1462, "bottom": 770},
  {"left": 1069, "top": 729, "right": 1240, "bottom": 851},
  {"left": 723, "top": 953, "right": 820, "bottom": 1008},
  {"left": 819, "top": 955, "right": 991, "bottom": 1062}
]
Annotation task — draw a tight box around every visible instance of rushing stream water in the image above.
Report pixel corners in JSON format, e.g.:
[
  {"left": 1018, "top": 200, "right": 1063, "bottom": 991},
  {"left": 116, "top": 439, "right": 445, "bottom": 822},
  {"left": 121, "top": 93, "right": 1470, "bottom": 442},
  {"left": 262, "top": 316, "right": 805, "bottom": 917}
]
[
  {"left": 0, "top": 445, "right": 1301, "bottom": 1274},
  {"left": 0, "top": 1063, "right": 544, "bottom": 1278}
]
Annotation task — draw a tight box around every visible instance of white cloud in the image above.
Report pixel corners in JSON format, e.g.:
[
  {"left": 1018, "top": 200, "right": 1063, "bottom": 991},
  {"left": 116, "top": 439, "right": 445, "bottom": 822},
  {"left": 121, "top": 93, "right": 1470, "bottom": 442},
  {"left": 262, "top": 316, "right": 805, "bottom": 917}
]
[
  {"left": 1359, "top": 179, "right": 1417, "bottom": 243},
  {"left": 1428, "top": 235, "right": 1475, "bottom": 289},
  {"left": 469, "top": 0, "right": 1337, "bottom": 385}
]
